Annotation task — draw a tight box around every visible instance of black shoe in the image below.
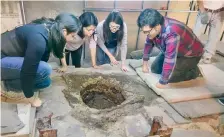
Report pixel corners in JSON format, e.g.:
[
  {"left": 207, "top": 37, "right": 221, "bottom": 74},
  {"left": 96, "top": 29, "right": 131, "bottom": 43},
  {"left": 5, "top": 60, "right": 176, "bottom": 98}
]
[{"left": 218, "top": 98, "right": 224, "bottom": 106}]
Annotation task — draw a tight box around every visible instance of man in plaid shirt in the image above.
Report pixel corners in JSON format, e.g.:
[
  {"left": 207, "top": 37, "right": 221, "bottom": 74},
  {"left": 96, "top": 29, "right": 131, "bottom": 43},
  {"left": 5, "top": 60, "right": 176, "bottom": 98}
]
[{"left": 137, "top": 8, "right": 204, "bottom": 88}]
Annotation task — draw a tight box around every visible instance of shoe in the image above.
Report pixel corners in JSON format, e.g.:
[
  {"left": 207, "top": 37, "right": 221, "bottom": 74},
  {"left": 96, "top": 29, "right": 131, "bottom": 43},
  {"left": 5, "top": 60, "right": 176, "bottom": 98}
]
[
  {"left": 202, "top": 57, "right": 212, "bottom": 64},
  {"left": 218, "top": 98, "right": 224, "bottom": 106}
]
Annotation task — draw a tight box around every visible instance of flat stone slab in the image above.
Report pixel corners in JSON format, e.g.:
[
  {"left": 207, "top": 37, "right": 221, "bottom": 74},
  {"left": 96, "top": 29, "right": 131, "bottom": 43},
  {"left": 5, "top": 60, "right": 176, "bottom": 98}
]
[
  {"left": 214, "top": 62, "right": 224, "bottom": 71},
  {"left": 144, "top": 106, "right": 176, "bottom": 126},
  {"left": 199, "top": 64, "right": 224, "bottom": 87},
  {"left": 129, "top": 59, "right": 224, "bottom": 103},
  {"left": 171, "top": 98, "right": 224, "bottom": 119},
  {"left": 158, "top": 102, "right": 191, "bottom": 124},
  {"left": 86, "top": 130, "right": 107, "bottom": 137},
  {"left": 52, "top": 115, "right": 85, "bottom": 137},
  {"left": 15, "top": 104, "right": 31, "bottom": 136},
  {"left": 1, "top": 103, "right": 24, "bottom": 135},
  {"left": 124, "top": 114, "right": 151, "bottom": 137},
  {"left": 171, "top": 129, "right": 217, "bottom": 137},
  {"left": 37, "top": 85, "right": 71, "bottom": 118},
  {"left": 216, "top": 41, "right": 224, "bottom": 56}
]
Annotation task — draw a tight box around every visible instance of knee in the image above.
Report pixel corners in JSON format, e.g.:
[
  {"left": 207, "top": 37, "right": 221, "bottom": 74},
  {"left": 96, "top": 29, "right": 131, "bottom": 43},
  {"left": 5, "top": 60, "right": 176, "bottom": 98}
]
[
  {"left": 151, "top": 64, "right": 162, "bottom": 74},
  {"left": 37, "top": 61, "right": 52, "bottom": 79}
]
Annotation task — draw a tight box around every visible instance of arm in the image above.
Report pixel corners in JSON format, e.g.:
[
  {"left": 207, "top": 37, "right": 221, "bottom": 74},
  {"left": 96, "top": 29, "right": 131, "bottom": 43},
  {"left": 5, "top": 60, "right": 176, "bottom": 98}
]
[
  {"left": 21, "top": 34, "right": 46, "bottom": 98},
  {"left": 57, "top": 55, "right": 68, "bottom": 72},
  {"left": 159, "top": 34, "right": 180, "bottom": 85},
  {"left": 120, "top": 23, "right": 128, "bottom": 66},
  {"left": 96, "top": 23, "right": 115, "bottom": 60},
  {"left": 88, "top": 36, "right": 98, "bottom": 67},
  {"left": 143, "top": 37, "right": 154, "bottom": 61},
  {"left": 60, "top": 54, "right": 67, "bottom": 67},
  {"left": 57, "top": 45, "right": 67, "bottom": 73},
  {"left": 197, "top": 0, "right": 205, "bottom": 12},
  {"left": 142, "top": 37, "right": 154, "bottom": 73}
]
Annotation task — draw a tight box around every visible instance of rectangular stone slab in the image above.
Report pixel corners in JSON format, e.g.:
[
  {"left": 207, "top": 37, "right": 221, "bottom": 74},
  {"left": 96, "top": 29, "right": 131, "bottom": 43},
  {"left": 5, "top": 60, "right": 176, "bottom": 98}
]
[
  {"left": 158, "top": 102, "right": 190, "bottom": 124},
  {"left": 144, "top": 106, "right": 176, "bottom": 126},
  {"left": 129, "top": 59, "right": 224, "bottom": 103},
  {"left": 170, "top": 98, "right": 224, "bottom": 118},
  {"left": 216, "top": 41, "right": 224, "bottom": 56},
  {"left": 171, "top": 129, "right": 217, "bottom": 137},
  {"left": 199, "top": 64, "right": 224, "bottom": 87},
  {"left": 1, "top": 103, "right": 24, "bottom": 135}
]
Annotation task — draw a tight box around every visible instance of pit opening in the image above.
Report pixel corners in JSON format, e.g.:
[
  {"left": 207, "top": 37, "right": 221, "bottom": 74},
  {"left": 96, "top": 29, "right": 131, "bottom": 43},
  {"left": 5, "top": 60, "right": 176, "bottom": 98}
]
[{"left": 80, "top": 83, "right": 125, "bottom": 109}]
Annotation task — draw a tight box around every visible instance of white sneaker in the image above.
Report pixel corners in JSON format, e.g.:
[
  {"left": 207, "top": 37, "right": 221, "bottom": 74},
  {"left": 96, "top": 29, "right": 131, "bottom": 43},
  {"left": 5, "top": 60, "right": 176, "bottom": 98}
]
[{"left": 202, "top": 57, "right": 212, "bottom": 64}]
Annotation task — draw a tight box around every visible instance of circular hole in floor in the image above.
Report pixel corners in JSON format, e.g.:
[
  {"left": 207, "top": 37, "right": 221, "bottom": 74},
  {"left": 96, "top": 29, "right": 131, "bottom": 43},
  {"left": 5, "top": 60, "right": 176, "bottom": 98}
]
[{"left": 80, "top": 83, "right": 125, "bottom": 109}]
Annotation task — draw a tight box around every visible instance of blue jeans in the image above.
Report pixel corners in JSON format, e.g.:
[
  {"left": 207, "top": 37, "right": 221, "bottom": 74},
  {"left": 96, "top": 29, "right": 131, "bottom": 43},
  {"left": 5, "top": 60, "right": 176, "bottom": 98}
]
[
  {"left": 97, "top": 46, "right": 117, "bottom": 65},
  {"left": 1, "top": 57, "right": 52, "bottom": 92}
]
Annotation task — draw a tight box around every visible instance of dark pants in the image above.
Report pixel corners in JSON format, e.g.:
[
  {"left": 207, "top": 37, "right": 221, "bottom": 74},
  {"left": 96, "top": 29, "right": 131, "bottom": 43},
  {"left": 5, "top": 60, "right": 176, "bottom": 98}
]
[
  {"left": 151, "top": 53, "right": 202, "bottom": 83},
  {"left": 65, "top": 46, "right": 83, "bottom": 68}
]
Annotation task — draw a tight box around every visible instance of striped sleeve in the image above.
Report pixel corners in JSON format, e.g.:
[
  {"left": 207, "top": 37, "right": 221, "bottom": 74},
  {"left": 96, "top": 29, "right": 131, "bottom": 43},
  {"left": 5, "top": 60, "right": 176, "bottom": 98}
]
[
  {"left": 143, "top": 37, "right": 154, "bottom": 61},
  {"left": 159, "top": 34, "right": 180, "bottom": 84}
]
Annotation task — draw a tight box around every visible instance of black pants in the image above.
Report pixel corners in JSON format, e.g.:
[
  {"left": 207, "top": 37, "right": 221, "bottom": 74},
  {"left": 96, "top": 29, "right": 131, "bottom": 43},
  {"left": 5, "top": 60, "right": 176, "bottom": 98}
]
[
  {"left": 65, "top": 46, "right": 83, "bottom": 68},
  {"left": 151, "top": 52, "right": 202, "bottom": 83}
]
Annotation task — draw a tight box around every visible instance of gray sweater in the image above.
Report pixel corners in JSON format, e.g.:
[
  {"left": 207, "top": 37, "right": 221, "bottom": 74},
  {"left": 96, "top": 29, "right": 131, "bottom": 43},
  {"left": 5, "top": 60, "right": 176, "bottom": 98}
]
[{"left": 96, "top": 20, "right": 127, "bottom": 62}]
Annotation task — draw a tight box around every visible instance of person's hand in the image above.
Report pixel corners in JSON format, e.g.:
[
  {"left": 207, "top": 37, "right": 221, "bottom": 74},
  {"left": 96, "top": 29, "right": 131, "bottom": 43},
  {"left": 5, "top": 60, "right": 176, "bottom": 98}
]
[
  {"left": 142, "top": 61, "right": 149, "bottom": 73},
  {"left": 155, "top": 82, "right": 167, "bottom": 89},
  {"left": 121, "top": 64, "right": 128, "bottom": 72},
  {"left": 109, "top": 56, "right": 119, "bottom": 65},
  {"left": 56, "top": 66, "right": 67, "bottom": 73},
  {"left": 92, "top": 65, "right": 101, "bottom": 69},
  {"left": 27, "top": 96, "right": 42, "bottom": 107}
]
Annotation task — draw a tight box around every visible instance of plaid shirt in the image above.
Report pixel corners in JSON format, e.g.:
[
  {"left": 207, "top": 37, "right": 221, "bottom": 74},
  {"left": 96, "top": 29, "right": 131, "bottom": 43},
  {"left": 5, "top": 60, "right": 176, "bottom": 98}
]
[{"left": 143, "top": 17, "right": 204, "bottom": 84}]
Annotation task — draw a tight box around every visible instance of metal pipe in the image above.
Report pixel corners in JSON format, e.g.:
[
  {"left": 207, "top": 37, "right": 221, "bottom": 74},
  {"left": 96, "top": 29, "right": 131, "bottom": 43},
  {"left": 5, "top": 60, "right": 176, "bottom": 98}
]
[
  {"left": 204, "top": 24, "right": 209, "bottom": 34},
  {"left": 84, "top": 8, "right": 198, "bottom": 13},
  {"left": 165, "top": 0, "right": 170, "bottom": 17},
  {"left": 186, "top": 0, "right": 194, "bottom": 25},
  {"left": 114, "top": 0, "right": 116, "bottom": 9},
  {"left": 220, "top": 30, "right": 224, "bottom": 41},
  {"left": 84, "top": 0, "right": 87, "bottom": 12},
  {"left": 135, "top": 0, "right": 144, "bottom": 50},
  {"left": 20, "top": 0, "right": 26, "bottom": 24}
]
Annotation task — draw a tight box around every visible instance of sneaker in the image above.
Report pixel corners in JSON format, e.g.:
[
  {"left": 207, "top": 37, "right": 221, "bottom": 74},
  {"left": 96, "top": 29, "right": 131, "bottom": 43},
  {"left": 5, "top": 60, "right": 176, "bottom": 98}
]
[
  {"left": 202, "top": 57, "right": 212, "bottom": 64},
  {"left": 218, "top": 98, "right": 224, "bottom": 106}
]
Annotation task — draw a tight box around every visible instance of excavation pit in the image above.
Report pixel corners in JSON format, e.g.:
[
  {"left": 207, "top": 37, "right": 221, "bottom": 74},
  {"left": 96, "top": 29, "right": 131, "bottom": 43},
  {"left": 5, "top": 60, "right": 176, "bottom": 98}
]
[
  {"left": 80, "top": 83, "right": 125, "bottom": 109},
  {"left": 62, "top": 72, "right": 158, "bottom": 129}
]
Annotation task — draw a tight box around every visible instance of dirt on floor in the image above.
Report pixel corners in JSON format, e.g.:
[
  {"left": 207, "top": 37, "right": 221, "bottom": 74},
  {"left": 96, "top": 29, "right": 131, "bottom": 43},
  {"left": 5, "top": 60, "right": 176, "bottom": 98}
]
[{"left": 173, "top": 114, "right": 224, "bottom": 137}]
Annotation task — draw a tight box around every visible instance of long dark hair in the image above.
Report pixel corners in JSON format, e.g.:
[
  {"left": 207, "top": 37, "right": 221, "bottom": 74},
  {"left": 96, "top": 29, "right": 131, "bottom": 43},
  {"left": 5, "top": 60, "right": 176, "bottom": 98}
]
[
  {"left": 103, "top": 10, "right": 124, "bottom": 43},
  {"left": 31, "top": 13, "right": 81, "bottom": 59},
  {"left": 78, "top": 12, "right": 98, "bottom": 39}
]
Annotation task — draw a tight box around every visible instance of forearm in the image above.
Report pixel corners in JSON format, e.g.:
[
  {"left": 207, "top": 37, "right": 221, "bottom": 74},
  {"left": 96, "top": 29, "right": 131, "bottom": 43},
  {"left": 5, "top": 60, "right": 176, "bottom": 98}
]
[
  {"left": 197, "top": 0, "right": 205, "bottom": 12},
  {"left": 90, "top": 47, "right": 97, "bottom": 67},
  {"left": 120, "top": 46, "right": 127, "bottom": 65},
  {"left": 60, "top": 56, "right": 67, "bottom": 67}
]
